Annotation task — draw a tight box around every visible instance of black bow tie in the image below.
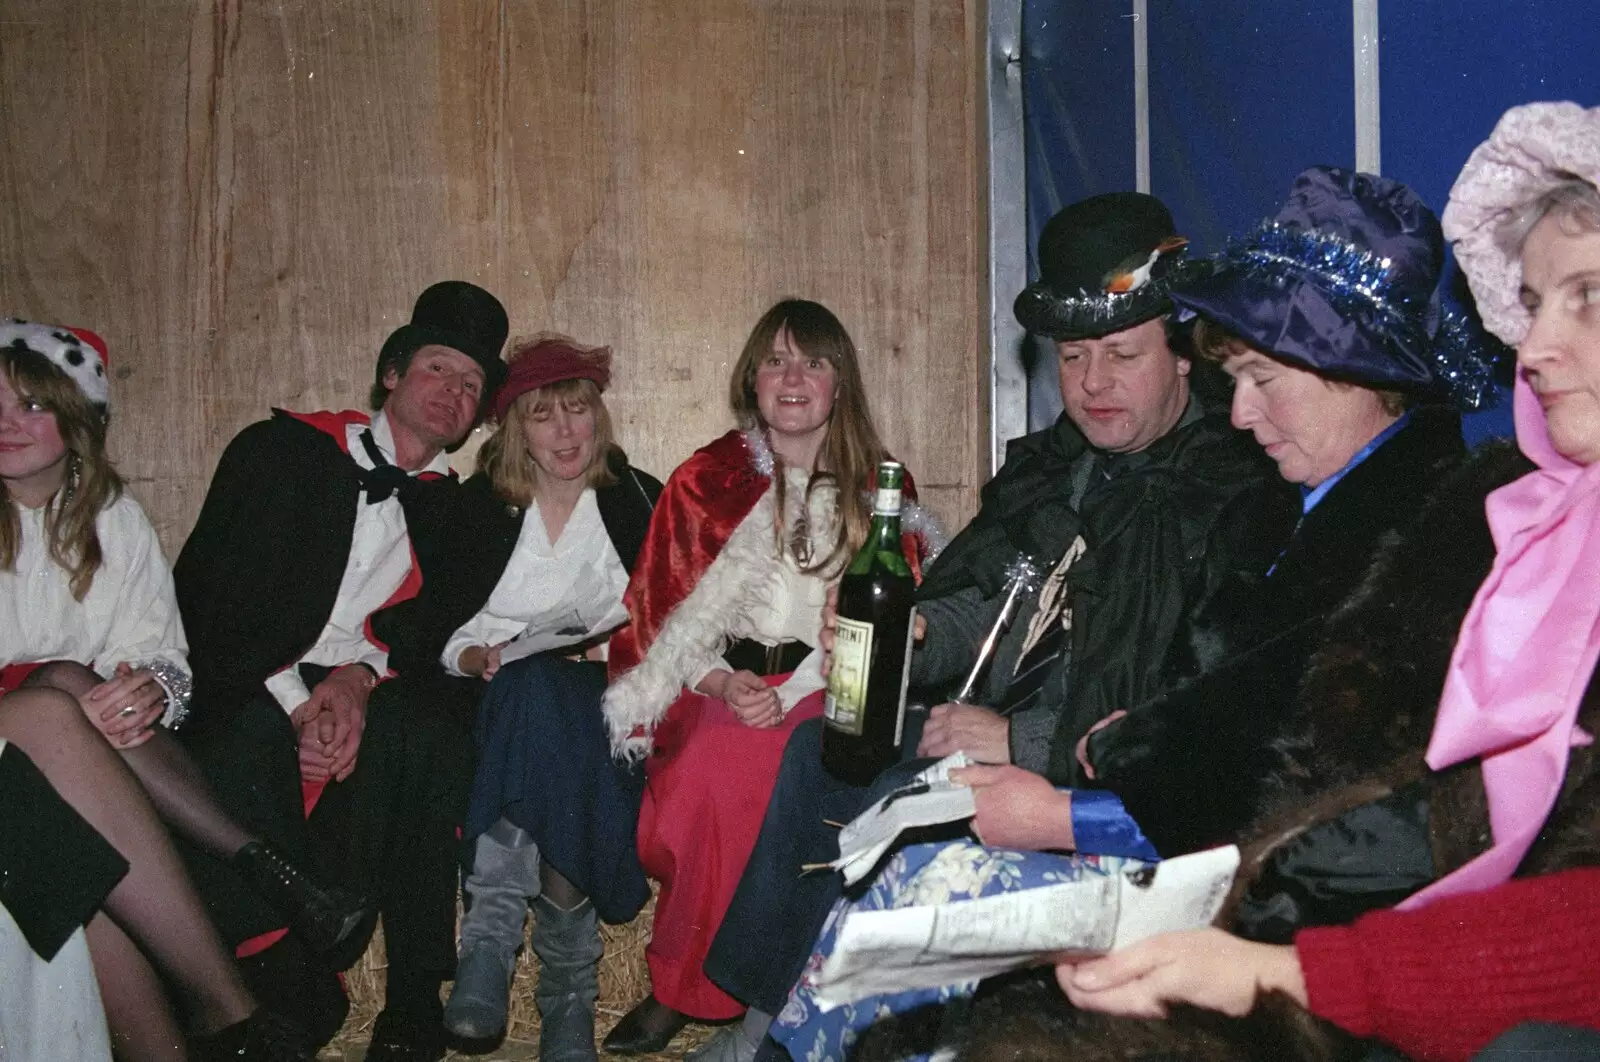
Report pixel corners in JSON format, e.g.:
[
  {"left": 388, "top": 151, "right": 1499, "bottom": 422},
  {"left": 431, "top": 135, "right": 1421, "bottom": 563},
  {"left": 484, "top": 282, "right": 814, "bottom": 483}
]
[{"left": 358, "top": 429, "right": 421, "bottom": 504}]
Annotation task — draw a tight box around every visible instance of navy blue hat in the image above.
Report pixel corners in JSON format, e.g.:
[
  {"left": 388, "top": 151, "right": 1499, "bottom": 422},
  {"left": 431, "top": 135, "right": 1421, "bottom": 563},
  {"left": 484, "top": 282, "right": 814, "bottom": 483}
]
[{"left": 1172, "top": 167, "right": 1496, "bottom": 407}]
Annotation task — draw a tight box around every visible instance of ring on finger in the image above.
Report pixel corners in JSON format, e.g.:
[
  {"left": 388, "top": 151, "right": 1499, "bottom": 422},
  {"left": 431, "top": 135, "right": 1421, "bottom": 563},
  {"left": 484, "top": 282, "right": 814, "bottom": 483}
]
[{"left": 118, "top": 704, "right": 141, "bottom": 718}]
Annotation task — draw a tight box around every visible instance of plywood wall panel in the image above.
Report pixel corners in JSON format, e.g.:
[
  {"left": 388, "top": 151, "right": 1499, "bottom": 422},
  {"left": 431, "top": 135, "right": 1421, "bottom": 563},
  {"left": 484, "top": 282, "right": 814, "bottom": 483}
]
[
  {"left": 0, "top": 0, "right": 982, "bottom": 556},
  {"left": 0, "top": 0, "right": 206, "bottom": 541}
]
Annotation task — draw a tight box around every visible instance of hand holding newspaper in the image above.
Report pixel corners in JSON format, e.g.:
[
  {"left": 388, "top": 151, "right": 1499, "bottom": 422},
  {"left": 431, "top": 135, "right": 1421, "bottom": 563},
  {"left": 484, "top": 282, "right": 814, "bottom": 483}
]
[
  {"left": 497, "top": 561, "right": 630, "bottom": 665},
  {"left": 831, "top": 754, "right": 978, "bottom": 886},
  {"left": 812, "top": 755, "right": 1239, "bottom": 1009}
]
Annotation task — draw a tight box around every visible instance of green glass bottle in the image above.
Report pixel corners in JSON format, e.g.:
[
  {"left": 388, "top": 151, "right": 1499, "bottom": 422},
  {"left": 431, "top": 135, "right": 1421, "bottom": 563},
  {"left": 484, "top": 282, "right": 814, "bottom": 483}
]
[{"left": 822, "top": 460, "right": 917, "bottom": 785}]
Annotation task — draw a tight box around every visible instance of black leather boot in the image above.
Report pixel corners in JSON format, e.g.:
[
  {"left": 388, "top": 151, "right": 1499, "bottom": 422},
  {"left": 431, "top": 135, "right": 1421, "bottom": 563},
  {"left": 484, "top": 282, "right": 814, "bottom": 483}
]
[
  {"left": 190, "top": 1008, "right": 314, "bottom": 1062},
  {"left": 602, "top": 994, "right": 690, "bottom": 1055},
  {"left": 231, "top": 840, "right": 371, "bottom": 958}
]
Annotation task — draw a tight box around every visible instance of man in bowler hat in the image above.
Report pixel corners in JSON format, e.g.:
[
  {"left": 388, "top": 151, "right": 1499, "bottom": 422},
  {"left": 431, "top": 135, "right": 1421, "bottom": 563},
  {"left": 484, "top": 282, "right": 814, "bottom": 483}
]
[
  {"left": 688, "top": 194, "right": 1297, "bottom": 1062},
  {"left": 173, "top": 281, "right": 509, "bottom": 1060}
]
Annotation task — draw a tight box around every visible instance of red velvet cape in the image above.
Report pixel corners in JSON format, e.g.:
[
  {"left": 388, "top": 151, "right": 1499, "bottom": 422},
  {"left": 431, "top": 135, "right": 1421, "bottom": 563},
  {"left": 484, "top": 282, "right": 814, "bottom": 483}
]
[{"left": 608, "top": 429, "right": 923, "bottom": 684}]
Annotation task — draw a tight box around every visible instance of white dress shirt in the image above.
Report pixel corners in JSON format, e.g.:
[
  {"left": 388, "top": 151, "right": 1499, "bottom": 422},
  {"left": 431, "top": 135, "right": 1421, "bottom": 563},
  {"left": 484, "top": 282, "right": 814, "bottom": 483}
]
[
  {"left": 264, "top": 411, "right": 449, "bottom": 715},
  {"left": 443, "top": 488, "right": 629, "bottom": 675},
  {"left": 1, "top": 492, "right": 189, "bottom": 682}
]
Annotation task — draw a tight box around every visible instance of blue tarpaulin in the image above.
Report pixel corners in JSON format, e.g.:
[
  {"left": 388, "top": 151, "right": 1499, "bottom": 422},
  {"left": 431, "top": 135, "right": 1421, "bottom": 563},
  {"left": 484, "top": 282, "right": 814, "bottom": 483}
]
[{"left": 1021, "top": 1, "right": 1600, "bottom": 442}]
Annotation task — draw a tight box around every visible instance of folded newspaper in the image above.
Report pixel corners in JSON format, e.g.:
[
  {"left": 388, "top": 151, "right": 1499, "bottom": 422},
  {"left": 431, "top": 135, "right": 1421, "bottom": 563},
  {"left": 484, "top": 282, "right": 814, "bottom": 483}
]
[
  {"left": 812, "top": 844, "right": 1237, "bottom": 1008},
  {"left": 814, "top": 754, "right": 1239, "bottom": 1009},
  {"left": 497, "top": 598, "right": 629, "bottom": 664},
  {"left": 832, "top": 754, "right": 978, "bottom": 886}
]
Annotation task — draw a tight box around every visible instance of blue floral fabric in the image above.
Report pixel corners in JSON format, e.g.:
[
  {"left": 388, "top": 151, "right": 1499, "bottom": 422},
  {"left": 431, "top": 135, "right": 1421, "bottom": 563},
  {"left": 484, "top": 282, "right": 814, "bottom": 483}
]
[{"left": 771, "top": 840, "right": 1136, "bottom": 1062}]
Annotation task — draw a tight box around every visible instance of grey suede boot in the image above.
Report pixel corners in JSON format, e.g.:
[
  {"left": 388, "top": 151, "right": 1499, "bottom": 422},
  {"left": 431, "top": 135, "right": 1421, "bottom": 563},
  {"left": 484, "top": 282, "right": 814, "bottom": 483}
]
[
  {"left": 444, "top": 820, "right": 542, "bottom": 1041},
  {"left": 530, "top": 894, "right": 603, "bottom": 1062}
]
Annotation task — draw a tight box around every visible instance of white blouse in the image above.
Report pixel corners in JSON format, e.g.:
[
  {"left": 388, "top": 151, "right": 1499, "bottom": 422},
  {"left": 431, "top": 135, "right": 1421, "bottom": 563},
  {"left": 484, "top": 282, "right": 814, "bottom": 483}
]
[
  {"left": 443, "top": 488, "right": 630, "bottom": 676},
  {"left": 0, "top": 493, "right": 190, "bottom": 685}
]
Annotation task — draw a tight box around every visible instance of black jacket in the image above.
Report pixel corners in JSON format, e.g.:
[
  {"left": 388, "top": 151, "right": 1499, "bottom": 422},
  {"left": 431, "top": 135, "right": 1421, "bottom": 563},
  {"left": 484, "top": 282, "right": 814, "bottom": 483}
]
[
  {"left": 174, "top": 411, "right": 661, "bottom": 717},
  {"left": 173, "top": 412, "right": 473, "bottom": 719},
  {"left": 956, "top": 437, "right": 1600, "bottom": 1062},
  {"left": 1088, "top": 406, "right": 1468, "bottom": 856},
  {"left": 375, "top": 450, "right": 662, "bottom": 680},
  {"left": 917, "top": 399, "right": 1300, "bottom": 785}
]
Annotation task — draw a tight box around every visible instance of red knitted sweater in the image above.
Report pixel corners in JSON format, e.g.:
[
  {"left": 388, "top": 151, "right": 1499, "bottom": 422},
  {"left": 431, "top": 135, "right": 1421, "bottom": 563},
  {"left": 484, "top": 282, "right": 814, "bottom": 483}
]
[{"left": 1296, "top": 867, "right": 1600, "bottom": 1062}]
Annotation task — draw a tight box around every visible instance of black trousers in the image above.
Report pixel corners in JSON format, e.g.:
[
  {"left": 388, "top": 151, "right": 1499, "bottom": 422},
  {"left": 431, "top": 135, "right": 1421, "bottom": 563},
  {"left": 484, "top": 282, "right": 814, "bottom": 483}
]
[
  {"left": 704, "top": 714, "right": 932, "bottom": 1013},
  {"left": 177, "top": 670, "right": 479, "bottom": 1000},
  {"left": 306, "top": 673, "right": 479, "bottom": 988}
]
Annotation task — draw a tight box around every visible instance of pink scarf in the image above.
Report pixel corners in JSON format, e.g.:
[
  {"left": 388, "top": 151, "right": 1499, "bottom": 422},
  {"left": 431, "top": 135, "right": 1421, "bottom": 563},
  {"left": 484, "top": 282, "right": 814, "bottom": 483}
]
[{"left": 1399, "top": 377, "right": 1598, "bottom": 909}]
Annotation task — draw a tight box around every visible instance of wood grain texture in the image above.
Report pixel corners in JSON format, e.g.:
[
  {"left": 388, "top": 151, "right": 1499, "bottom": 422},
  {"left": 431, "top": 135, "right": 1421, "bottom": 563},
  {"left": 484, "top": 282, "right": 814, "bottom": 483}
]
[{"left": 0, "top": 0, "right": 982, "bottom": 554}]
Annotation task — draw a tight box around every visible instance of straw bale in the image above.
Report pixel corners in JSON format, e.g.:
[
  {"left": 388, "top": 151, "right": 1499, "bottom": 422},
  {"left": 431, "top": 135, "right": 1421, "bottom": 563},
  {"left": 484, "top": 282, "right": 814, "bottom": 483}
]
[{"left": 325, "top": 890, "right": 721, "bottom": 1060}]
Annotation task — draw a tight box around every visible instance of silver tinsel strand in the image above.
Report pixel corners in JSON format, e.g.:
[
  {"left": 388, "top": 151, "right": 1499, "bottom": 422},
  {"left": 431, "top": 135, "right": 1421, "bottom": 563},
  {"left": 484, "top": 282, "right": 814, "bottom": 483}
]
[
  {"left": 138, "top": 658, "right": 194, "bottom": 730},
  {"left": 1215, "top": 222, "right": 1502, "bottom": 411}
]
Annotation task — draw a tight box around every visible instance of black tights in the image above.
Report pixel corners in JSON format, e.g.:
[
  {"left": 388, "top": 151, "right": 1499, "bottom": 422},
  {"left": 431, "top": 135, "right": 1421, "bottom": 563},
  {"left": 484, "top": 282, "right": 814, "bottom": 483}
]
[
  {"left": 0, "top": 687, "right": 257, "bottom": 1060},
  {"left": 541, "top": 863, "right": 587, "bottom": 910},
  {"left": 23, "top": 661, "right": 252, "bottom": 858}
]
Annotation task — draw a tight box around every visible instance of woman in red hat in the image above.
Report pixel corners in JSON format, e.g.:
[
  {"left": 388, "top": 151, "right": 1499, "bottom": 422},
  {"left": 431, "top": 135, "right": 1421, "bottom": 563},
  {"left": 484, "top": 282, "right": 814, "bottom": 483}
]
[{"left": 431, "top": 334, "right": 663, "bottom": 1053}]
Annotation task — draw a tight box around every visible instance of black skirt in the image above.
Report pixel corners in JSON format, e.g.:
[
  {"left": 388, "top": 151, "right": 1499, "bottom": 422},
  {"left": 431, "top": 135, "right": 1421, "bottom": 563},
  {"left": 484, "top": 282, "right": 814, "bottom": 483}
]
[
  {"left": 0, "top": 742, "right": 130, "bottom": 960},
  {"left": 464, "top": 653, "right": 649, "bottom": 924}
]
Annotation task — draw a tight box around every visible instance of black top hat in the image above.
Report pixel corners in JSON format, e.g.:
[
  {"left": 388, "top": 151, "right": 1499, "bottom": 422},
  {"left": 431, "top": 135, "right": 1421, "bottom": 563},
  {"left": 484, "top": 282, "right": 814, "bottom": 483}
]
[
  {"left": 375, "top": 281, "right": 510, "bottom": 395},
  {"left": 1014, "top": 192, "right": 1191, "bottom": 341}
]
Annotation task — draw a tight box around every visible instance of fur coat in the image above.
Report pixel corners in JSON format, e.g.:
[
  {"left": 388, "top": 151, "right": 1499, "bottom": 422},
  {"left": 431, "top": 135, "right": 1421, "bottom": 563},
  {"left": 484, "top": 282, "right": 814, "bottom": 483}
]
[
  {"left": 1086, "top": 407, "right": 1466, "bottom": 856},
  {"left": 601, "top": 429, "right": 941, "bottom": 761},
  {"left": 947, "top": 440, "right": 1600, "bottom": 1062}
]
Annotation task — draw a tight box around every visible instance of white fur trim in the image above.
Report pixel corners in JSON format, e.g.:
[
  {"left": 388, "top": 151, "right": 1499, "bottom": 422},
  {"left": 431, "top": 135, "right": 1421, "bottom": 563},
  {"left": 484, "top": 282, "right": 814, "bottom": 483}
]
[
  {"left": 0, "top": 319, "right": 109, "bottom": 408},
  {"left": 743, "top": 426, "right": 775, "bottom": 478},
  {"left": 901, "top": 499, "right": 948, "bottom": 562},
  {"left": 603, "top": 469, "right": 842, "bottom": 761}
]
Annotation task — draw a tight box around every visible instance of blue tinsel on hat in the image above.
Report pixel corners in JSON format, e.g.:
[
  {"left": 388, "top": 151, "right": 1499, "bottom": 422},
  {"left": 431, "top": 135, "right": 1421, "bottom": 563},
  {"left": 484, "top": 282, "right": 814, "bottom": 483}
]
[{"left": 1172, "top": 167, "right": 1504, "bottom": 411}]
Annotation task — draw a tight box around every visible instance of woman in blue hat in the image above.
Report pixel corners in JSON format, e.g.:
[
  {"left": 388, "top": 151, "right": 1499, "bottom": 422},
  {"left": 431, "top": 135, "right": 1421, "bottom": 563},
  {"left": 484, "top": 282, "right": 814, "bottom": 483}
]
[
  {"left": 1058, "top": 166, "right": 1499, "bottom": 863},
  {"left": 962, "top": 167, "right": 1498, "bottom": 863}
]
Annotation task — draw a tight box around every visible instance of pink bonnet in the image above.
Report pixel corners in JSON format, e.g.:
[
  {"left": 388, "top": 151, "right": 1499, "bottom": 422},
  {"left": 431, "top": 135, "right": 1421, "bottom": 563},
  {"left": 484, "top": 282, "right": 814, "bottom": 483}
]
[{"left": 1442, "top": 102, "right": 1600, "bottom": 347}]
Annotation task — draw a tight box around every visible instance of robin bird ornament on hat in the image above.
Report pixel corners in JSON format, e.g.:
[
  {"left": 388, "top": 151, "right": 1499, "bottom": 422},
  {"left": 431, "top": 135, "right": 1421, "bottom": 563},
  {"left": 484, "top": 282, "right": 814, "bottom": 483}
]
[
  {"left": 1013, "top": 192, "right": 1194, "bottom": 341},
  {"left": 0, "top": 319, "right": 111, "bottom": 410}
]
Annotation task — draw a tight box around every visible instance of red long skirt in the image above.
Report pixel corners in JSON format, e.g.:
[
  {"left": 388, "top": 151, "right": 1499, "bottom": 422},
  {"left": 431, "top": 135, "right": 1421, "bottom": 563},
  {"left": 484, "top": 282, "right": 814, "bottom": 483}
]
[{"left": 636, "top": 680, "right": 825, "bottom": 1019}]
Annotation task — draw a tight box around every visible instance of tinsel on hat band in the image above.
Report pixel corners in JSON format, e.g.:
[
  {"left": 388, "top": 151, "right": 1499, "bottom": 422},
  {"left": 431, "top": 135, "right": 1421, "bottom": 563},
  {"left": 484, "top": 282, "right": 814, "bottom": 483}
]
[
  {"left": 1209, "top": 222, "right": 1503, "bottom": 411},
  {"left": 1429, "top": 311, "right": 1506, "bottom": 412},
  {"left": 1015, "top": 254, "right": 1195, "bottom": 340},
  {"left": 1222, "top": 220, "right": 1424, "bottom": 330}
]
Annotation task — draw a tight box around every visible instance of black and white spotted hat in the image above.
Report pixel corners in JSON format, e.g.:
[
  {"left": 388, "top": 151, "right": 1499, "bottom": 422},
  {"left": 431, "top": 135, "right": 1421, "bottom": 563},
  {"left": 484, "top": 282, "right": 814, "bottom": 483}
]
[{"left": 0, "top": 319, "right": 111, "bottom": 410}]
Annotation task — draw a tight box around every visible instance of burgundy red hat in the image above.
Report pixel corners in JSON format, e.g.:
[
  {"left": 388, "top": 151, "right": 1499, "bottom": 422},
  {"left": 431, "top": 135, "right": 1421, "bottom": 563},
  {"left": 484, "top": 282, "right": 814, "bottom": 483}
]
[
  {"left": 492, "top": 337, "right": 612, "bottom": 422},
  {"left": 0, "top": 319, "right": 111, "bottom": 409}
]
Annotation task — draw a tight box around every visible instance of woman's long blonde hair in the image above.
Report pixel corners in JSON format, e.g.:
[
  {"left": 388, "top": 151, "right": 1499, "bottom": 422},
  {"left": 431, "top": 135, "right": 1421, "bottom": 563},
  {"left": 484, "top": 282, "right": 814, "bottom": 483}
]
[
  {"left": 728, "top": 299, "right": 887, "bottom": 573},
  {"left": 0, "top": 346, "right": 122, "bottom": 600},
  {"left": 478, "top": 376, "right": 619, "bottom": 507}
]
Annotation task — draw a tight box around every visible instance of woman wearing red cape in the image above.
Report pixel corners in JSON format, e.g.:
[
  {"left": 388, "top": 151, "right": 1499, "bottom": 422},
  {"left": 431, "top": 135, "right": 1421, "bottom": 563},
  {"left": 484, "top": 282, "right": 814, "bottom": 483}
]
[{"left": 599, "top": 300, "right": 940, "bottom": 1050}]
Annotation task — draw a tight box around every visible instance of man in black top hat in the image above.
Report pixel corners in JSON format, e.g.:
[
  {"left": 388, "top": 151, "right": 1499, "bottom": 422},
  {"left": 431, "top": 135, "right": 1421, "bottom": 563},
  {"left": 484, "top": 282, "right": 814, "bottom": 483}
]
[
  {"left": 687, "top": 195, "right": 1297, "bottom": 1062},
  {"left": 173, "top": 281, "right": 510, "bottom": 1061}
]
